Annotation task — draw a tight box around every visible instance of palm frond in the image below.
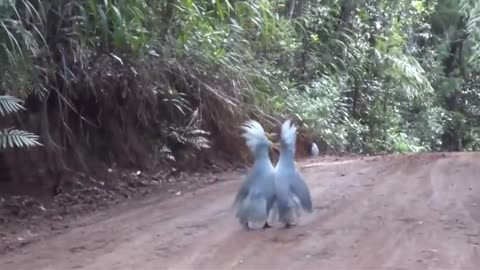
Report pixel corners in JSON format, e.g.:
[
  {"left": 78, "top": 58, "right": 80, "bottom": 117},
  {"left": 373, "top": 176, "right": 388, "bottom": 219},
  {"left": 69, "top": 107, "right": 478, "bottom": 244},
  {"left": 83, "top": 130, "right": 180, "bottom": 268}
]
[
  {"left": 0, "top": 95, "right": 25, "bottom": 116},
  {"left": 0, "top": 128, "right": 42, "bottom": 149}
]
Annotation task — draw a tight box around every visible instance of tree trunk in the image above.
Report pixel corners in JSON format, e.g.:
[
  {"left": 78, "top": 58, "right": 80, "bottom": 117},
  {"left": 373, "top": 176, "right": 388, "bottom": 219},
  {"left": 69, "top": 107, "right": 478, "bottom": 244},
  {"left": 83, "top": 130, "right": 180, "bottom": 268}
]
[
  {"left": 285, "top": 0, "right": 304, "bottom": 19},
  {"left": 441, "top": 21, "right": 468, "bottom": 151}
]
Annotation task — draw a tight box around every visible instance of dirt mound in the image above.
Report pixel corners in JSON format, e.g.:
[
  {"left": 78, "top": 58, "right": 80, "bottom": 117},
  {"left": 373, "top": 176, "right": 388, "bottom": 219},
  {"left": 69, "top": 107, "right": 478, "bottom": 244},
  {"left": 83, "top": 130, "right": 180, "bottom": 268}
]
[{"left": 1, "top": 152, "right": 480, "bottom": 269}]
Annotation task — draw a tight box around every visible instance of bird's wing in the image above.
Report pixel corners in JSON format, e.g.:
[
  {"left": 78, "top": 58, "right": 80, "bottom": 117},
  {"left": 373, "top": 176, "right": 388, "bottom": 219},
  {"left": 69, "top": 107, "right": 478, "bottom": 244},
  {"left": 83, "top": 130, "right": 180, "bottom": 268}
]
[
  {"left": 290, "top": 171, "right": 313, "bottom": 212},
  {"left": 233, "top": 173, "right": 254, "bottom": 207}
]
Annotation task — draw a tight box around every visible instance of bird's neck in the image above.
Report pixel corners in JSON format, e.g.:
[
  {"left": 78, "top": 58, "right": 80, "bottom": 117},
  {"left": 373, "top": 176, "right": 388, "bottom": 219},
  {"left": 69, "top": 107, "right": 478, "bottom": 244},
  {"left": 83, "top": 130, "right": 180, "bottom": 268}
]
[
  {"left": 253, "top": 151, "right": 271, "bottom": 166},
  {"left": 278, "top": 149, "right": 295, "bottom": 168}
]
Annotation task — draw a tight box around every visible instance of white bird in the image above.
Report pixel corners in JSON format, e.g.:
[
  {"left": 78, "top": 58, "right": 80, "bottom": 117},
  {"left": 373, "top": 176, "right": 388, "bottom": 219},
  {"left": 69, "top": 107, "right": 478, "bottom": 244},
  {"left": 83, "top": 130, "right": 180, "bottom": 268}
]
[{"left": 311, "top": 142, "right": 319, "bottom": 156}]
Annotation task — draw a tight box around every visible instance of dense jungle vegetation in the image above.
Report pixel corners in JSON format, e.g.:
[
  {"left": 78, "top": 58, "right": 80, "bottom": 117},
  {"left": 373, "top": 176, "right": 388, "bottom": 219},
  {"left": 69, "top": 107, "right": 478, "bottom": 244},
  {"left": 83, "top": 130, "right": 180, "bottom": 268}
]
[{"left": 0, "top": 0, "right": 479, "bottom": 189}]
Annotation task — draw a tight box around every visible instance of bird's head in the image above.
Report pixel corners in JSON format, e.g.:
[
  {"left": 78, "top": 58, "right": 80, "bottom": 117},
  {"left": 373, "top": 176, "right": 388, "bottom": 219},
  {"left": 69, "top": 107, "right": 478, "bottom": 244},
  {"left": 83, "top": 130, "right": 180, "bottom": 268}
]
[
  {"left": 269, "top": 119, "right": 297, "bottom": 156},
  {"left": 241, "top": 120, "right": 276, "bottom": 156}
]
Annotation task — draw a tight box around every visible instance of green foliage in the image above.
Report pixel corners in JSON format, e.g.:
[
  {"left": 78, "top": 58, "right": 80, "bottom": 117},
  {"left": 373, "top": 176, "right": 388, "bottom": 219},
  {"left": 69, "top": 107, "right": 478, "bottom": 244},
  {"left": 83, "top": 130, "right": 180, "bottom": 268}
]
[
  {"left": 1, "top": 0, "right": 480, "bottom": 163},
  {"left": 460, "top": 0, "right": 480, "bottom": 68},
  {"left": 285, "top": 76, "right": 356, "bottom": 151},
  {"left": 81, "top": 0, "right": 151, "bottom": 54}
]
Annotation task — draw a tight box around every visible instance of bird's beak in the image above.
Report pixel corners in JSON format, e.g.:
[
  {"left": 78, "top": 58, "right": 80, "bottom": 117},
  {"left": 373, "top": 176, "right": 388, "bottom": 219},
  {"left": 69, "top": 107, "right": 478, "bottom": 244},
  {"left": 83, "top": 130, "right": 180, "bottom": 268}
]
[
  {"left": 266, "top": 132, "right": 278, "bottom": 140},
  {"left": 266, "top": 132, "right": 280, "bottom": 152},
  {"left": 271, "top": 142, "right": 280, "bottom": 152},
  {"left": 266, "top": 132, "right": 274, "bottom": 142}
]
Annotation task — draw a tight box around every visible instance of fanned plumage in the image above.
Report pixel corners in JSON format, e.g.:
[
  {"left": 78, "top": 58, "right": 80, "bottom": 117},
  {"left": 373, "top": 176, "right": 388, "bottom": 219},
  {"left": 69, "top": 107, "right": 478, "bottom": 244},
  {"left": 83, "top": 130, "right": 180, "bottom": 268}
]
[
  {"left": 233, "top": 120, "right": 276, "bottom": 230},
  {"left": 241, "top": 120, "right": 268, "bottom": 153},
  {"left": 272, "top": 119, "right": 313, "bottom": 227}
]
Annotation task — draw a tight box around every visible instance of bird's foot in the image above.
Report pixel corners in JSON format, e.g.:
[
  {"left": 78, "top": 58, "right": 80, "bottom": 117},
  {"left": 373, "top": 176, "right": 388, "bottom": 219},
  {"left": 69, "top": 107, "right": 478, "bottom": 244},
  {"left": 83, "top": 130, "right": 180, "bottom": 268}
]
[
  {"left": 263, "top": 222, "right": 272, "bottom": 229},
  {"left": 285, "top": 223, "right": 297, "bottom": 229}
]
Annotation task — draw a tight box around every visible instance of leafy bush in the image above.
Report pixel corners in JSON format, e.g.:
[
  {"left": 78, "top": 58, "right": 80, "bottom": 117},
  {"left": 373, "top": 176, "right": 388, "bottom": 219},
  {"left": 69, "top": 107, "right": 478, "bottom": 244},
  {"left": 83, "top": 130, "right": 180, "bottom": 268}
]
[{"left": 1, "top": 0, "right": 480, "bottom": 186}]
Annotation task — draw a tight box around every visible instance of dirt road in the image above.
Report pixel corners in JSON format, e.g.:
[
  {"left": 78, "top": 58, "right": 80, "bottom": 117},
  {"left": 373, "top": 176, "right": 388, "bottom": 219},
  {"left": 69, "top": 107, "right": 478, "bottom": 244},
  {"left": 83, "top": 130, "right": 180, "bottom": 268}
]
[{"left": 1, "top": 152, "right": 480, "bottom": 269}]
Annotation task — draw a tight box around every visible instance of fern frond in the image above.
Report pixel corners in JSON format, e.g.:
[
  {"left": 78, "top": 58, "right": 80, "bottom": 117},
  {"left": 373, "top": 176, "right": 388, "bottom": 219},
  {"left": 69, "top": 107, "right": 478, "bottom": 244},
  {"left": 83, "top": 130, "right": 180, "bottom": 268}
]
[
  {"left": 0, "top": 95, "right": 25, "bottom": 116},
  {"left": 0, "top": 128, "right": 42, "bottom": 149}
]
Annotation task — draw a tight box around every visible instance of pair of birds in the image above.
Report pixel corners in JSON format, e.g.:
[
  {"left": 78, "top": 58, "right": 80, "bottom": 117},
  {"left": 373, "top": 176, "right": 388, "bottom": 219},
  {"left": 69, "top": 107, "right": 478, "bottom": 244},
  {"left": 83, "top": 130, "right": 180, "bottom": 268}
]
[{"left": 233, "top": 119, "right": 313, "bottom": 230}]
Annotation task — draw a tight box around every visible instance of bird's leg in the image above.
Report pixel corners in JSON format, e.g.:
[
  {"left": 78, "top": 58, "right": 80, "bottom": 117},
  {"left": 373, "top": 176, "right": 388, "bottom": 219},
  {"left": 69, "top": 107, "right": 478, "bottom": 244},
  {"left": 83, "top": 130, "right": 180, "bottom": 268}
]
[
  {"left": 242, "top": 222, "right": 251, "bottom": 231},
  {"left": 283, "top": 210, "right": 297, "bottom": 229}
]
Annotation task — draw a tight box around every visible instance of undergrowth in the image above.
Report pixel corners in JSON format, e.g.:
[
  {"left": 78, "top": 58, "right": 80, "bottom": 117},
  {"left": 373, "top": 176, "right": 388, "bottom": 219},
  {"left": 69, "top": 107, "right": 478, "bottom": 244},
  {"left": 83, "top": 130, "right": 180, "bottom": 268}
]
[{"left": 0, "top": 0, "right": 479, "bottom": 194}]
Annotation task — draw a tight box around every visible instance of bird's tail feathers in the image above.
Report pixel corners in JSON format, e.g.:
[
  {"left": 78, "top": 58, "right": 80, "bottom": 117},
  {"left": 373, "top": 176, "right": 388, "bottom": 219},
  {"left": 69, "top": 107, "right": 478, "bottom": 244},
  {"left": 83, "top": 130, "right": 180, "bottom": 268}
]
[
  {"left": 268, "top": 201, "right": 279, "bottom": 225},
  {"left": 271, "top": 194, "right": 303, "bottom": 225},
  {"left": 236, "top": 189, "right": 268, "bottom": 225}
]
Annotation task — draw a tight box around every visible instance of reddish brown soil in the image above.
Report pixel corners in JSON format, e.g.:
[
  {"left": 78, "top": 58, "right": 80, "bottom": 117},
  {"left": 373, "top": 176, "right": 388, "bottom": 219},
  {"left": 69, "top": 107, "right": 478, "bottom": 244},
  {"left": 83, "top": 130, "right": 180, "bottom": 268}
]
[{"left": 1, "top": 152, "right": 480, "bottom": 269}]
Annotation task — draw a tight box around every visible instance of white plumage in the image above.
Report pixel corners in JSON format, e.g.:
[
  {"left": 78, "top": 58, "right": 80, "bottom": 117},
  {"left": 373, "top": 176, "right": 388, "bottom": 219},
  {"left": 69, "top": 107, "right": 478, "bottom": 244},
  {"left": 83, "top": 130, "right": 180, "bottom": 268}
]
[
  {"left": 311, "top": 142, "right": 319, "bottom": 156},
  {"left": 241, "top": 120, "right": 268, "bottom": 152}
]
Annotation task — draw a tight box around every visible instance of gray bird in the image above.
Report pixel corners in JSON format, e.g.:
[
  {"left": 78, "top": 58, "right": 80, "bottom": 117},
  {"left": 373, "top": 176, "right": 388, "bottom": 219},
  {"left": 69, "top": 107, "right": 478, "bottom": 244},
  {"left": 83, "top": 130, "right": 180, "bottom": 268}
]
[
  {"left": 233, "top": 120, "right": 276, "bottom": 230},
  {"left": 271, "top": 119, "right": 313, "bottom": 228}
]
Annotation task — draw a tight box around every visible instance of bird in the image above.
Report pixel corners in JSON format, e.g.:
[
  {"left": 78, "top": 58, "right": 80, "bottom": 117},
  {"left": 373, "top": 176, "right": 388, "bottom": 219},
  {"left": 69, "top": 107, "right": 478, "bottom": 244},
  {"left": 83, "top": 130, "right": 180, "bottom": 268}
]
[
  {"left": 271, "top": 119, "right": 313, "bottom": 228},
  {"left": 233, "top": 120, "right": 277, "bottom": 230},
  {"left": 311, "top": 142, "right": 319, "bottom": 156}
]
